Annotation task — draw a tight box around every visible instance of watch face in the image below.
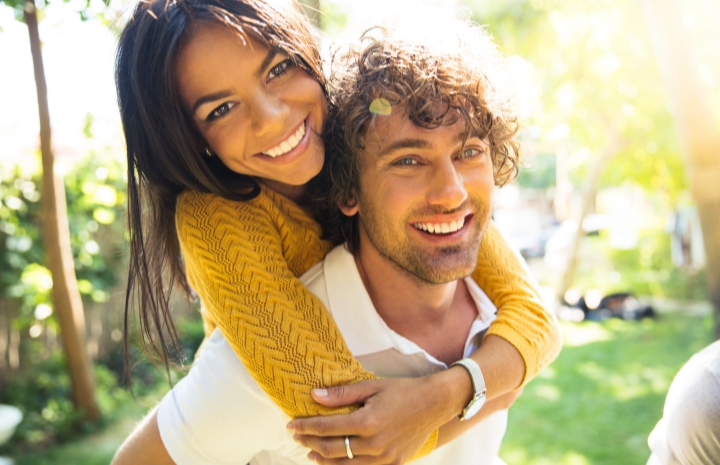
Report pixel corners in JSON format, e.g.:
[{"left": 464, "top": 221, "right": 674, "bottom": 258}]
[{"left": 463, "top": 393, "right": 486, "bottom": 420}]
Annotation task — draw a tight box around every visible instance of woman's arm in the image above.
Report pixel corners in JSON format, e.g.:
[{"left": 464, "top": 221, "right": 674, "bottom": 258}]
[{"left": 474, "top": 222, "right": 562, "bottom": 385}]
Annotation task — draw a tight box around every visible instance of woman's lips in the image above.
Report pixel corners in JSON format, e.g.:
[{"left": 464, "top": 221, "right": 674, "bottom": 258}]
[{"left": 253, "top": 115, "right": 313, "bottom": 165}]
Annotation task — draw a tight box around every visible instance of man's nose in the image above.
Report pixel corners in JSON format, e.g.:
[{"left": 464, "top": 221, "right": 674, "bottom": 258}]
[
  {"left": 249, "top": 90, "right": 290, "bottom": 138},
  {"left": 426, "top": 160, "right": 468, "bottom": 209}
]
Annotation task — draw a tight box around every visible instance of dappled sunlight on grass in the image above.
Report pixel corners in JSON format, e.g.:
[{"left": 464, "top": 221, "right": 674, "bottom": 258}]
[
  {"left": 576, "top": 361, "right": 672, "bottom": 401},
  {"left": 531, "top": 384, "right": 561, "bottom": 401},
  {"left": 561, "top": 321, "right": 614, "bottom": 346},
  {"left": 501, "top": 313, "right": 713, "bottom": 465}
]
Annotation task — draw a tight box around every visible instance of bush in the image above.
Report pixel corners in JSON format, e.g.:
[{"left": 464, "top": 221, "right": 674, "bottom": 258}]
[
  {"left": 0, "top": 150, "right": 127, "bottom": 334},
  {"left": 0, "top": 349, "right": 128, "bottom": 454}
]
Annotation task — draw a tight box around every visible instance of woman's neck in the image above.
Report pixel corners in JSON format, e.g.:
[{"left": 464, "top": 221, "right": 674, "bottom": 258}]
[{"left": 259, "top": 179, "right": 309, "bottom": 205}]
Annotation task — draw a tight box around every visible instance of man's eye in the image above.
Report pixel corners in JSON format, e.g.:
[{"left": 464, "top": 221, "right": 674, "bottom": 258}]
[
  {"left": 206, "top": 102, "right": 237, "bottom": 122},
  {"left": 460, "top": 147, "right": 486, "bottom": 159},
  {"left": 394, "top": 158, "right": 418, "bottom": 166},
  {"left": 267, "top": 59, "right": 293, "bottom": 81}
]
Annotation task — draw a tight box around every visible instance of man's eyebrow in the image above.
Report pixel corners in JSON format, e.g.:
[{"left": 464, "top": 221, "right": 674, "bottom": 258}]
[
  {"left": 375, "top": 139, "right": 433, "bottom": 159},
  {"left": 192, "top": 90, "right": 234, "bottom": 116},
  {"left": 255, "top": 49, "right": 278, "bottom": 78}
]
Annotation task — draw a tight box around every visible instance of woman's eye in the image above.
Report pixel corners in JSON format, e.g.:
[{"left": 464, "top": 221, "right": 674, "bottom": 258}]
[
  {"left": 206, "top": 102, "right": 236, "bottom": 122},
  {"left": 394, "top": 158, "right": 418, "bottom": 166},
  {"left": 267, "top": 59, "right": 293, "bottom": 81}
]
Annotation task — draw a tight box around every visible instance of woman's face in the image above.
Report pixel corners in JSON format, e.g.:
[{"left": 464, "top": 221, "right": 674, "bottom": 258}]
[{"left": 176, "top": 23, "right": 326, "bottom": 193}]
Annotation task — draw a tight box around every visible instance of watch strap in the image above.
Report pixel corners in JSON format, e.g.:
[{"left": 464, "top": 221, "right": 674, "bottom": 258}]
[{"left": 450, "top": 358, "right": 487, "bottom": 418}]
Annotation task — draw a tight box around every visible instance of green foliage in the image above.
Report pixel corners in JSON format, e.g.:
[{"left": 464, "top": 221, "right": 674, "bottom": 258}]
[
  {"left": 0, "top": 150, "right": 126, "bottom": 332},
  {"left": 470, "top": 0, "right": 697, "bottom": 198},
  {"left": 516, "top": 153, "right": 556, "bottom": 189},
  {"left": 0, "top": 348, "right": 128, "bottom": 454},
  {"left": 607, "top": 232, "right": 708, "bottom": 300},
  {"left": 0, "top": 148, "right": 133, "bottom": 453},
  {"left": 567, "top": 232, "right": 708, "bottom": 301},
  {"left": 0, "top": 0, "right": 113, "bottom": 24}
]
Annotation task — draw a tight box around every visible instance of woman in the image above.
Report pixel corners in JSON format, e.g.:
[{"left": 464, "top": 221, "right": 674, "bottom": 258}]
[{"left": 115, "top": 0, "right": 560, "bottom": 462}]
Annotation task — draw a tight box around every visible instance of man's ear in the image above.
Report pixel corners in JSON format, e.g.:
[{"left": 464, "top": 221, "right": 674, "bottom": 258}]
[{"left": 339, "top": 198, "right": 359, "bottom": 217}]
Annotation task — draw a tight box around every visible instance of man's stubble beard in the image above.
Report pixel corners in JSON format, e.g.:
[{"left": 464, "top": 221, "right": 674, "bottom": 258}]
[{"left": 358, "top": 192, "right": 492, "bottom": 286}]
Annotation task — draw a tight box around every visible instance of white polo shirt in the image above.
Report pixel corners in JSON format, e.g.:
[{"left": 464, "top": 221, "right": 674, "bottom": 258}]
[{"left": 157, "top": 245, "right": 507, "bottom": 465}]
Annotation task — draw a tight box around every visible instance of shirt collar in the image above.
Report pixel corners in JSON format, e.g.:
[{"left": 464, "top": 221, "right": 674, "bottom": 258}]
[{"left": 321, "top": 245, "right": 497, "bottom": 360}]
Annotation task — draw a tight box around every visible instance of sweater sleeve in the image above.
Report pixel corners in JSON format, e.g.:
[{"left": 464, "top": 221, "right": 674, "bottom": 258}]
[{"left": 473, "top": 222, "right": 562, "bottom": 386}]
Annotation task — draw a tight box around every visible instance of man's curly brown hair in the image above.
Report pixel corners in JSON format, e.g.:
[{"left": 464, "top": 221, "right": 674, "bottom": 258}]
[{"left": 312, "top": 19, "right": 521, "bottom": 252}]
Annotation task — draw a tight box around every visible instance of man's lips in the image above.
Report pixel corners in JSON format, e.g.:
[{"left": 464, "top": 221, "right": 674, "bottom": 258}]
[{"left": 411, "top": 213, "right": 473, "bottom": 237}]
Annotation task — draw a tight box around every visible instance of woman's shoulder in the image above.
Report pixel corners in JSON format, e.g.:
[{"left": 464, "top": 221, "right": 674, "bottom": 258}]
[
  {"left": 177, "top": 189, "right": 273, "bottom": 217},
  {"left": 176, "top": 189, "right": 276, "bottom": 232}
]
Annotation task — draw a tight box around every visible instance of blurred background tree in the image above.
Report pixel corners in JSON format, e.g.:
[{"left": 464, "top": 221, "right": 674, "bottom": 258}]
[
  {"left": 0, "top": 0, "right": 113, "bottom": 422},
  {"left": 641, "top": 0, "right": 720, "bottom": 338}
]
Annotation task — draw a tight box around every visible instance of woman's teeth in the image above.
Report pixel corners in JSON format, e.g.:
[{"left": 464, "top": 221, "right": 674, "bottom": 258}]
[
  {"left": 262, "top": 122, "right": 306, "bottom": 157},
  {"left": 413, "top": 217, "right": 465, "bottom": 234}
]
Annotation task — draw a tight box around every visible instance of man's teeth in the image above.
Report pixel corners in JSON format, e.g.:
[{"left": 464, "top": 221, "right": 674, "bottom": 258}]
[
  {"left": 413, "top": 217, "right": 465, "bottom": 234},
  {"left": 262, "top": 122, "right": 306, "bottom": 157}
]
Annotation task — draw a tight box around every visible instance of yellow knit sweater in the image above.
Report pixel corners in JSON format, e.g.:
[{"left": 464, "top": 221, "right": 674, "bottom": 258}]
[{"left": 176, "top": 185, "right": 560, "bottom": 455}]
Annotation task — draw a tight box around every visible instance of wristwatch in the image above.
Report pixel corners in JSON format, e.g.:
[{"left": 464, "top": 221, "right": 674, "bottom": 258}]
[{"left": 450, "top": 358, "right": 487, "bottom": 421}]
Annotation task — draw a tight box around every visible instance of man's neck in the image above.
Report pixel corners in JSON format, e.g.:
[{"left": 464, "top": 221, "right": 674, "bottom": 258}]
[{"left": 353, "top": 240, "right": 478, "bottom": 365}]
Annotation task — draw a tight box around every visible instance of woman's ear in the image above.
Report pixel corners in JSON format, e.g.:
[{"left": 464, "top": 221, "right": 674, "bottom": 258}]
[{"left": 339, "top": 198, "right": 359, "bottom": 217}]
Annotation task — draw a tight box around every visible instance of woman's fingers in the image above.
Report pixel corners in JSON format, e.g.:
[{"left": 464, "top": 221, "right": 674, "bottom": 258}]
[
  {"left": 297, "top": 436, "right": 394, "bottom": 465},
  {"left": 306, "top": 450, "right": 378, "bottom": 465},
  {"left": 288, "top": 376, "right": 444, "bottom": 463},
  {"left": 293, "top": 434, "right": 356, "bottom": 459},
  {"left": 288, "top": 411, "right": 364, "bottom": 437},
  {"left": 310, "top": 380, "right": 383, "bottom": 407}
]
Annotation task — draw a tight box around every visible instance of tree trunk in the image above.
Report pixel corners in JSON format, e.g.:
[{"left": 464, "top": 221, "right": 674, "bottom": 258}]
[
  {"left": 557, "top": 132, "right": 621, "bottom": 301},
  {"left": 641, "top": 0, "right": 720, "bottom": 339},
  {"left": 24, "top": 0, "right": 100, "bottom": 421},
  {"left": 298, "top": 0, "right": 322, "bottom": 30}
]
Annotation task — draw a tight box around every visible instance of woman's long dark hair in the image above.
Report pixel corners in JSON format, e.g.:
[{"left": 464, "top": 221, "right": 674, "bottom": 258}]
[{"left": 116, "top": 0, "right": 324, "bottom": 380}]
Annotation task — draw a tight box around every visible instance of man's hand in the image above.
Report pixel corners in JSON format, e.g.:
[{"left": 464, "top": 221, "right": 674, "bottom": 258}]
[{"left": 287, "top": 376, "right": 456, "bottom": 465}]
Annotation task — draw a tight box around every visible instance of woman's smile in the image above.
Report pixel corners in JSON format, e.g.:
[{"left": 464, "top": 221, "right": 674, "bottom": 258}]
[{"left": 260, "top": 118, "right": 306, "bottom": 157}]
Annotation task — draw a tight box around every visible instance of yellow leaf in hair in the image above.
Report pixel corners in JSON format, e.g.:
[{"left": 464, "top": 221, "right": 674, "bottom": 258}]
[{"left": 369, "top": 98, "right": 392, "bottom": 115}]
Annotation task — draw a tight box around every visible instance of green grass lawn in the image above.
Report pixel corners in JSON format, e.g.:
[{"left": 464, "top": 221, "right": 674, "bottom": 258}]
[
  {"left": 7, "top": 312, "right": 713, "bottom": 465},
  {"left": 500, "top": 312, "right": 714, "bottom": 465}
]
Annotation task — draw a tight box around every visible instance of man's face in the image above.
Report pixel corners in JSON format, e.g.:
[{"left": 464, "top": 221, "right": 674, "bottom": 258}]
[{"left": 341, "top": 110, "right": 495, "bottom": 284}]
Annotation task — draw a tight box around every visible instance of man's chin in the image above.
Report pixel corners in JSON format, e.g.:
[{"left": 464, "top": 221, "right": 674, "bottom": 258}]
[{"left": 402, "top": 251, "right": 479, "bottom": 285}]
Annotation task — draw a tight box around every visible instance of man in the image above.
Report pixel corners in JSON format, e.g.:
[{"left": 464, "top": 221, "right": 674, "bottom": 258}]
[{"left": 114, "top": 17, "right": 531, "bottom": 465}]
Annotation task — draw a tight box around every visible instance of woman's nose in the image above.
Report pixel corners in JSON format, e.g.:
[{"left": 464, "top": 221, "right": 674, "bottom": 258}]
[{"left": 250, "top": 91, "right": 290, "bottom": 138}]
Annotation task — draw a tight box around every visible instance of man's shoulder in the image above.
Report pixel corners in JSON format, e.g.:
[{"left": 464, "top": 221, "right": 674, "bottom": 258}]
[{"left": 298, "top": 246, "right": 353, "bottom": 311}]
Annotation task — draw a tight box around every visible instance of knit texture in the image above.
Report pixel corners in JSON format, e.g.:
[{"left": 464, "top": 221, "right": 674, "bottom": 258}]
[
  {"left": 475, "top": 224, "right": 562, "bottom": 386},
  {"left": 176, "top": 185, "right": 560, "bottom": 454}
]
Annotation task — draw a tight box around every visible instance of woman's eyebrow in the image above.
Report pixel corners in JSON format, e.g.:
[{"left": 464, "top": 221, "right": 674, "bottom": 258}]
[
  {"left": 255, "top": 49, "right": 278, "bottom": 78},
  {"left": 192, "top": 90, "right": 234, "bottom": 115}
]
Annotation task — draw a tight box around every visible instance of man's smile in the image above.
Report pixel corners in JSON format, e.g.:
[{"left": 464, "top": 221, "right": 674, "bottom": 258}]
[{"left": 412, "top": 214, "right": 470, "bottom": 235}]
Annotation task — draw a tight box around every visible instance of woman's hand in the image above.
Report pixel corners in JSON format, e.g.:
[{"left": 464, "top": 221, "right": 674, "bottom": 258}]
[{"left": 286, "top": 370, "right": 469, "bottom": 464}]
